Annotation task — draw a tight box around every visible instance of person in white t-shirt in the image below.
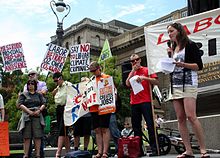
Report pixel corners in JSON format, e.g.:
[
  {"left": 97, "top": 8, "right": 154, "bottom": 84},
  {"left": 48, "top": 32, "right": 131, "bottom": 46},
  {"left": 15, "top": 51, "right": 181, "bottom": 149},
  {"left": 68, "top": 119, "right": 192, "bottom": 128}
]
[
  {"left": 155, "top": 115, "right": 164, "bottom": 128},
  {"left": 0, "top": 94, "right": 5, "bottom": 122}
]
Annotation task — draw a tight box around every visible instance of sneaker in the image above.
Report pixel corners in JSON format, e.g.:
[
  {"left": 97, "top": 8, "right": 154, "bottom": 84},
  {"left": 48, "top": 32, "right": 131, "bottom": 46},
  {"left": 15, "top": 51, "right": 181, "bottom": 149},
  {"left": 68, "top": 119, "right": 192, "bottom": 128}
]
[{"left": 113, "top": 154, "right": 118, "bottom": 157}]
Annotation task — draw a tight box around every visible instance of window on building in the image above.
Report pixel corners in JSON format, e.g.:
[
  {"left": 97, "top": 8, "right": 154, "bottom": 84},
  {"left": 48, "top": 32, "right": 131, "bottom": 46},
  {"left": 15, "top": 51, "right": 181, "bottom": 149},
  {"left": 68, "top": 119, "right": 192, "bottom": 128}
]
[
  {"left": 181, "top": 10, "right": 188, "bottom": 18},
  {"left": 95, "top": 35, "right": 100, "bottom": 47},
  {"left": 77, "top": 36, "right": 81, "bottom": 44},
  {"left": 65, "top": 42, "right": 69, "bottom": 49}
]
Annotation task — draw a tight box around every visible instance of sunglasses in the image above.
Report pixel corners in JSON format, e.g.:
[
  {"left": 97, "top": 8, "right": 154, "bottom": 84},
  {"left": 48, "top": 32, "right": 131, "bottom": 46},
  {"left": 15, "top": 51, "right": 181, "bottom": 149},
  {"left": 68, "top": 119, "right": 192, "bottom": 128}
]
[
  {"left": 90, "top": 69, "right": 97, "bottom": 72},
  {"left": 124, "top": 123, "right": 130, "bottom": 125},
  {"left": 53, "top": 77, "right": 61, "bottom": 83},
  {"left": 130, "top": 58, "right": 140, "bottom": 63},
  {"left": 27, "top": 82, "right": 35, "bottom": 85},
  {"left": 28, "top": 73, "right": 36, "bottom": 77}
]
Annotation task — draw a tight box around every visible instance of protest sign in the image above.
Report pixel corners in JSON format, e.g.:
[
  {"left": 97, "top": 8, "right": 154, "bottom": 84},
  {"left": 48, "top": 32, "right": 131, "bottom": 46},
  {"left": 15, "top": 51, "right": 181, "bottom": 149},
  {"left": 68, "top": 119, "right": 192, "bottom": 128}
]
[
  {"left": 64, "top": 80, "right": 90, "bottom": 126},
  {"left": 98, "top": 39, "right": 112, "bottom": 63},
  {"left": 0, "top": 122, "right": 10, "bottom": 156},
  {"left": 97, "top": 76, "right": 116, "bottom": 115},
  {"left": 0, "top": 42, "right": 27, "bottom": 72},
  {"left": 70, "top": 43, "right": 90, "bottom": 73},
  {"left": 85, "top": 78, "right": 100, "bottom": 108},
  {"left": 40, "top": 43, "right": 69, "bottom": 73}
]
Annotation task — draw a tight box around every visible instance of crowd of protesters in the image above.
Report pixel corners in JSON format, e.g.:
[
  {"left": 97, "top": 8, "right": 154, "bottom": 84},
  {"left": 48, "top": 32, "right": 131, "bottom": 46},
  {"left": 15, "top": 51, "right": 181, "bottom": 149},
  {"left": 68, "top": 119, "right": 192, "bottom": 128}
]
[{"left": 0, "top": 22, "right": 210, "bottom": 158}]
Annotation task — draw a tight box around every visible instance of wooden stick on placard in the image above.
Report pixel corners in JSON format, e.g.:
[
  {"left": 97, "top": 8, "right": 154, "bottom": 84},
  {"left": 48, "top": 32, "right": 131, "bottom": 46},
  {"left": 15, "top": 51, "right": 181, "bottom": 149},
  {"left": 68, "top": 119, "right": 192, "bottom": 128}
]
[{"left": 149, "top": 84, "right": 160, "bottom": 156}]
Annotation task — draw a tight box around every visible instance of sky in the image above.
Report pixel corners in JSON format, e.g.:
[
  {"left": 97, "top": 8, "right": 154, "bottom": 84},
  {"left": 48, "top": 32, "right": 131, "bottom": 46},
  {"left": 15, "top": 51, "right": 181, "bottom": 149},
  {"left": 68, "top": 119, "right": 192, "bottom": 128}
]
[{"left": 0, "top": 0, "right": 187, "bottom": 72}]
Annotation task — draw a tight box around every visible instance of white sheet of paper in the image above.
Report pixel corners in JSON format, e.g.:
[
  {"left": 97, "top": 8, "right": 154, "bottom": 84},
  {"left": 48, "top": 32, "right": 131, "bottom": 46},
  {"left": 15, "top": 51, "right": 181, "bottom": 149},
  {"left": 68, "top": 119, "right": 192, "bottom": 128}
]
[
  {"left": 129, "top": 75, "right": 144, "bottom": 95},
  {"left": 156, "top": 58, "right": 176, "bottom": 74}
]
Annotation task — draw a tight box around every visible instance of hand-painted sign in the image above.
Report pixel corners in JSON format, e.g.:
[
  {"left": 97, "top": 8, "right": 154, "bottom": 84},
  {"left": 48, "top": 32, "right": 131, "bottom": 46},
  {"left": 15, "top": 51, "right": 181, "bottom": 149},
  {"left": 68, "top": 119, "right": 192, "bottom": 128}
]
[
  {"left": 0, "top": 42, "right": 27, "bottom": 72},
  {"left": 41, "top": 43, "right": 69, "bottom": 73},
  {"left": 0, "top": 122, "right": 10, "bottom": 156},
  {"left": 70, "top": 43, "right": 90, "bottom": 73}
]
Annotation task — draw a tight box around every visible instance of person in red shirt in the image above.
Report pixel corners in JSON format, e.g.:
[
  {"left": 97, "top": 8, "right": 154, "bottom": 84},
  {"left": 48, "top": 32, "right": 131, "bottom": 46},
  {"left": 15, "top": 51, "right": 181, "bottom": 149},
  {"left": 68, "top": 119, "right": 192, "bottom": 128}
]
[{"left": 126, "top": 53, "right": 159, "bottom": 156}]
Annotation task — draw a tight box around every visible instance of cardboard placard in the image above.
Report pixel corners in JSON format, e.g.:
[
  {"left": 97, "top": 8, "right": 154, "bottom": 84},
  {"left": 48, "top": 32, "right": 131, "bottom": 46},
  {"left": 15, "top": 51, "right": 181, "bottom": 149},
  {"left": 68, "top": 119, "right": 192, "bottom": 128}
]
[{"left": 0, "top": 122, "right": 10, "bottom": 156}]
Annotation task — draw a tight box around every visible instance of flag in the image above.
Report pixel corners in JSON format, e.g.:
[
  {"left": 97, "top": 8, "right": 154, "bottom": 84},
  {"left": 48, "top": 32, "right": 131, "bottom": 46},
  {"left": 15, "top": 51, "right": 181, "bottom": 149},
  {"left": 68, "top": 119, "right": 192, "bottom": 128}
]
[{"left": 98, "top": 39, "right": 112, "bottom": 63}]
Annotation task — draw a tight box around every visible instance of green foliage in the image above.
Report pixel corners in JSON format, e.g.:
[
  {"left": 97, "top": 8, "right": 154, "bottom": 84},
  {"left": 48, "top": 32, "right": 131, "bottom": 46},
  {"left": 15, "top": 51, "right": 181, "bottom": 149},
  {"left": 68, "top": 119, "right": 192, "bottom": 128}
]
[
  {"left": 3, "top": 56, "right": 132, "bottom": 130},
  {"left": 2, "top": 70, "right": 26, "bottom": 130},
  {"left": 4, "top": 92, "right": 21, "bottom": 129}
]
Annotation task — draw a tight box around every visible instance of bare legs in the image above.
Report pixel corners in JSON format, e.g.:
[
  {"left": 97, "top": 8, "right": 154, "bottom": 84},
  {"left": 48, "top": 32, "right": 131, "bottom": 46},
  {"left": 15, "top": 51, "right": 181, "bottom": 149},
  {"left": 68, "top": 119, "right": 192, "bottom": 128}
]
[
  {"left": 95, "top": 127, "right": 110, "bottom": 155},
  {"left": 173, "top": 98, "right": 207, "bottom": 156},
  {"left": 34, "top": 138, "right": 41, "bottom": 157},
  {"left": 23, "top": 139, "right": 31, "bottom": 157},
  {"left": 24, "top": 138, "right": 41, "bottom": 157},
  {"left": 56, "top": 136, "right": 70, "bottom": 157},
  {"left": 74, "top": 135, "right": 90, "bottom": 150},
  {"left": 84, "top": 135, "right": 90, "bottom": 150}
]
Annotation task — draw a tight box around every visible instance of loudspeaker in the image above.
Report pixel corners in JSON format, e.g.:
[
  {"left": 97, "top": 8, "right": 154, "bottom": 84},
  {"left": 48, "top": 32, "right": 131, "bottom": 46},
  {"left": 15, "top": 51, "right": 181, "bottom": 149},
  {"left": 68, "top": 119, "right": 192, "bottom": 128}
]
[
  {"left": 122, "top": 61, "right": 132, "bottom": 86},
  {"left": 187, "top": 0, "right": 219, "bottom": 16}
]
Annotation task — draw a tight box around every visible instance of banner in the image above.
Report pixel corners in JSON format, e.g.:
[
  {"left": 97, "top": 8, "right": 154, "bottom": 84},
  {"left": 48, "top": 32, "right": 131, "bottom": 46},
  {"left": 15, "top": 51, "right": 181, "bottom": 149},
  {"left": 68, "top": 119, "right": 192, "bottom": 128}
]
[
  {"left": 97, "top": 76, "right": 116, "bottom": 115},
  {"left": 98, "top": 39, "right": 112, "bottom": 63},
  {"left": 64, "top": 80, "right": 89, "bottom": 126},
  {"left": 85, "top": 78, "right": 100, "bottom": 108},
  {"left": 145, "top": 8, "right": 220, "bottom": 75},
  {"left": 70, "top": 43, "right": 90, "bottom": 73},
  {"left": 40, "top": 43, "right": 69, "bottom": 73},
  {"left": 145, "top": 8, "right": 220, "bottom": 90},
  {"left": 0, "top": 122, "right": 10, "bottom": 156},
  {"left": 0, "top": 42, "right": 27, "bottom": 72}
]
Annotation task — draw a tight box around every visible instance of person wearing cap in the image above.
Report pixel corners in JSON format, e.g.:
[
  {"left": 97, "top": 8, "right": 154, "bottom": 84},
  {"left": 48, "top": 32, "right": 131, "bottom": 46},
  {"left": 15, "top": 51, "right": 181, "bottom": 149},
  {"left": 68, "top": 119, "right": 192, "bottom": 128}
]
[
  {"left": 23, "top": 70, "right": 47, "bottom": 95},
  {"left": 0, "top": 93, "right": 5, "bottom": 122},
  {"left": 88, "top": 61, "right": 112, "bottom": 158},
  {"left": 52, "top": 72, "right": 71, "bottom": 158},
  {"left": 23, "top": 70, "right": 48, "bottom": 158}
]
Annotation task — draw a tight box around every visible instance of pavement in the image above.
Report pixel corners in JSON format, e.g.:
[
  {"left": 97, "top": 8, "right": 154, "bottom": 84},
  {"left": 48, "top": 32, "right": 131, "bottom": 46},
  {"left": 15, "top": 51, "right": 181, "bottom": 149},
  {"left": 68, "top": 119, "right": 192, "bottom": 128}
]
[
  {"left": 141, "top": 153, "right": 220, "bottom": 158},
  {"left": 42, "top": 147, "right": 220, "bottom": 158},
  {"left": 42, "top": 153, "right": 220, "bottom": 158},
  {"left": 12, "top": 147, "right": 220, "bottom": 158}
]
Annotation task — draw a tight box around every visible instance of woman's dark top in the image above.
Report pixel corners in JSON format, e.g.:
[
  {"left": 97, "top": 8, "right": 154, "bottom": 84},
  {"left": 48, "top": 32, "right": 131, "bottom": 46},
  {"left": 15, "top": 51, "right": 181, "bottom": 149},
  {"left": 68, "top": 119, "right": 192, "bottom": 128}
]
[
  {"left": 18, "top": 92, "right": 46, "bottom": 109},
  {"left": 185, "top": 40, "right": 203, "bottom": 71}
]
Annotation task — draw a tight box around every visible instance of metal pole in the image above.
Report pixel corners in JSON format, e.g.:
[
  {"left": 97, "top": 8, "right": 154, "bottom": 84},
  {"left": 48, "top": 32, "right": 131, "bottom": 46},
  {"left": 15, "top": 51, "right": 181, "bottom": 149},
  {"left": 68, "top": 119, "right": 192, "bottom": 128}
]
[{"left": 45, "top": 0, "right": 70, "bottom": 82}]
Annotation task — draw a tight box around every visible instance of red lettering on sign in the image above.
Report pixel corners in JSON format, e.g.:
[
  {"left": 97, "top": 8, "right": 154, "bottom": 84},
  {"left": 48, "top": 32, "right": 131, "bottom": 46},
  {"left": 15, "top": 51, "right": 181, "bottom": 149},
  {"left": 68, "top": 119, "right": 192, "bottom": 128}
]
[
  {"left": 74, "top": 95, "right": 82, "bottom": 104},
  {"left": 193, "top": 17, "right": 212, "bottom": 33},
  {"left": 214, "top": 15, "right": 220, "bottom": 24},
  {"left": 157, "top": 33, "right": 169, "bottom": 45},
  {"left": 81, "top": 102, "right": 88, "bottom": 111},
  {"left": 80, "top": 44, "right": 90, "bottom": 52}
]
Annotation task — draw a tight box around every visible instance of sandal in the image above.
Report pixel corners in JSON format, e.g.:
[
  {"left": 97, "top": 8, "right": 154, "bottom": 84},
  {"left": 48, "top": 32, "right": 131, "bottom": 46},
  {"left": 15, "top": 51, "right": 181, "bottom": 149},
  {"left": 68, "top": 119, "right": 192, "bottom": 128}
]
[
  {"left": 101, "top": 153, "right": 108, "bottom": 158},
  {"left": 177, "top": 153, "right": 195, "bottom": 158},
  {"left": 201, "top": 152, "right": 210, "bottom": 158},
  {"left": 94, "top": 153, "right": 102, "bottom": 158}
]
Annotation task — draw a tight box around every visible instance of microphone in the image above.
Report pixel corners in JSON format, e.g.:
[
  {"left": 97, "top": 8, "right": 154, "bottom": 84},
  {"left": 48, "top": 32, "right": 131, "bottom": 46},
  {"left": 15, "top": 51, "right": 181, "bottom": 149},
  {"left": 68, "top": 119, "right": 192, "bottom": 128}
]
[{"left": 167, "top": 40, "right": 172, "bottom": 58}]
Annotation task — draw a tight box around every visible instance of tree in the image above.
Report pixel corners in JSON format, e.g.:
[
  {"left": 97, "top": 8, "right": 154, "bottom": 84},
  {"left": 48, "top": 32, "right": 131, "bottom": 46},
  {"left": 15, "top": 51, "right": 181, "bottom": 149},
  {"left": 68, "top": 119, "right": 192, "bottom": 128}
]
[{"left": 3, "top": 56, "right": 131, "bottom": 130}]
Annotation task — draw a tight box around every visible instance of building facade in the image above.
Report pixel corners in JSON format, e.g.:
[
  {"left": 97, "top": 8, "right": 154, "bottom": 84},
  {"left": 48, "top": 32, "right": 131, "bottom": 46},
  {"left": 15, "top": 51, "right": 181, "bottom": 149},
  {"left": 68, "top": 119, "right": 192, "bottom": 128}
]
[{"left": 51, "top": 7, "right": 220, "bottom": 120}]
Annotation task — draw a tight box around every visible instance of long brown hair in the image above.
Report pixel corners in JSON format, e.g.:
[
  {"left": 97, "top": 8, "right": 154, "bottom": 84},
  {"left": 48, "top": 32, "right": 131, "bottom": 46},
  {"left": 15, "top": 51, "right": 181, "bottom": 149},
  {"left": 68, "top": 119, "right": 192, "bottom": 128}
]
[{"left": 167, "top": 22, "right": 189, "bottom": 51}]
